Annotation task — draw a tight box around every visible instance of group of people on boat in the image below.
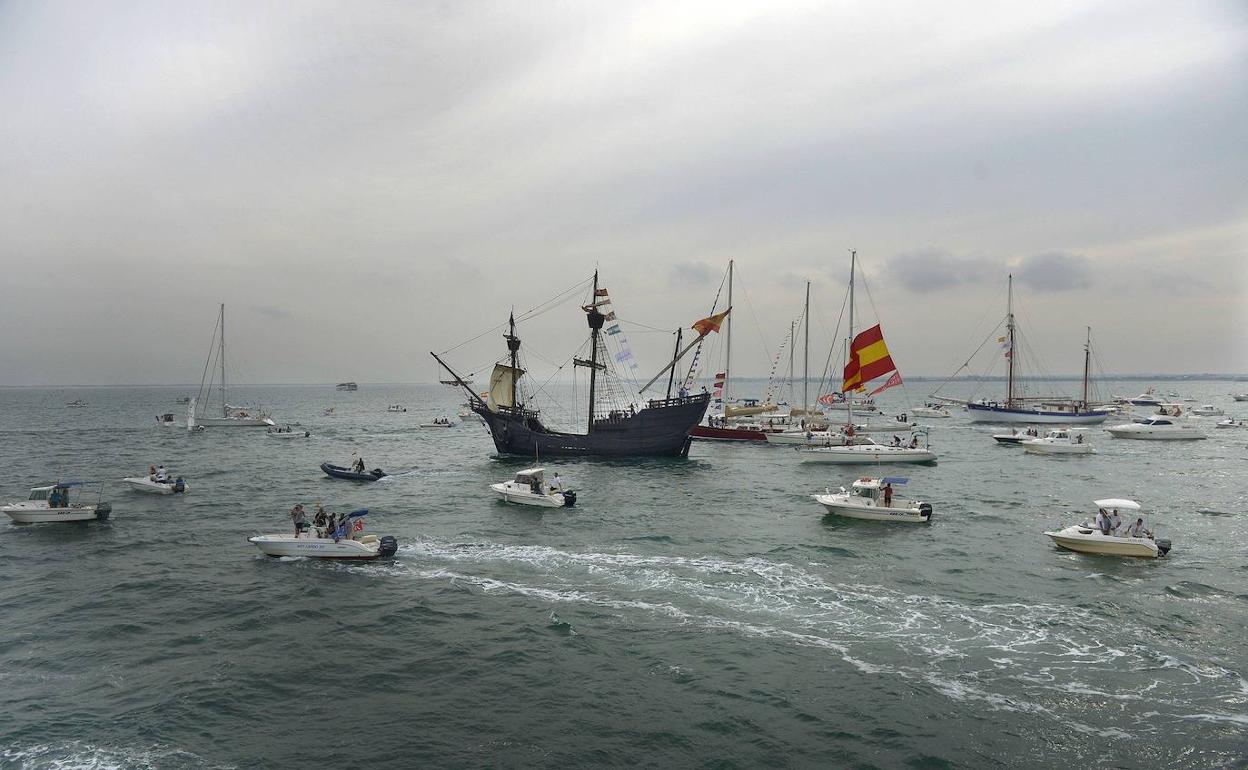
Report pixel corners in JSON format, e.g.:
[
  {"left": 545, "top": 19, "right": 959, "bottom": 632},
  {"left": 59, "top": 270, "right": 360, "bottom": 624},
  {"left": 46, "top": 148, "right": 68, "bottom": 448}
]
[
  {"left": 148, "top": 465, "right": 169, "bottom": 482},
  {"left": 888, "top": 435, "right": 921, "bottom": 448},
  {"left": 1093, "top": 508, "right": 1151, "bottom": 539},
  {"left": 290, "top": 503, "right": 360, "bottom": 541},
  {"left": 269, "top": 426, "right": 310, "bottom": 436},
  {"left": 1009, "top": 427, "right": 1041, "bottom": 438},
  {"left": 46, "top": 486, "right": 70, "bottom": 507},
  {"left": 528, "top": 472, "right": 564, "bottom": 496}
]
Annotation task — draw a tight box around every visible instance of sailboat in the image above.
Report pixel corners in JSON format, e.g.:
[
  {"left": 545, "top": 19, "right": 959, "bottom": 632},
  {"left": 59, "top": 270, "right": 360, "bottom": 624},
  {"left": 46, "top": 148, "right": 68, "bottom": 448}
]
[
  {"left": 690, "top": 260, "right": 784, "bottom": 442},
  {"left": 954, "top": 277, "right": 1109, "bottom": 425},
  {"left": 191, "top": 304, "right": 275, "bottom": 428},
  {"left": 433, "top": 272, "right": 719, "bottom": 458},
  {"left": 798, "top": 251, "right": 936, "bottom": 465}
]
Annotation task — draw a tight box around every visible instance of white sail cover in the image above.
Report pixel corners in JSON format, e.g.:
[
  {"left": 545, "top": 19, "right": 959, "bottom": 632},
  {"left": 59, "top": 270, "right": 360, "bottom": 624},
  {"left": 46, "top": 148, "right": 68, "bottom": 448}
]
[{"left": 486, "top": 363, "right": 524, "bottom": 412}]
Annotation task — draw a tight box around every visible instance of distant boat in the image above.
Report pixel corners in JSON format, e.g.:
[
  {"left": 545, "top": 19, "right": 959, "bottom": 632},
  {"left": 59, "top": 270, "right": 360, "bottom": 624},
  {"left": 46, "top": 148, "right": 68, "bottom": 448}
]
[
  {"left": 440, "top": 378, "right": 472, "bottom": 387},
  {"left": 336, "top": 382, "right": 358, "bottom": 391},
  {"left": 191, "top": 304, "right": 276, "bottom": 428},
  {"left": 66, "top": 399, "right": 88, "bottom": 408},
  {"left": 433, "top": 271, "right": 715, "bottom": 458}
]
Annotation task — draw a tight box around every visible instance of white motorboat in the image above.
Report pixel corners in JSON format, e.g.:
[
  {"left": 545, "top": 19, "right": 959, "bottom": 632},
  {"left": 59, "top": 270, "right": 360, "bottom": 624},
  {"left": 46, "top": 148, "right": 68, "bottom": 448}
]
[
  {"left": 1215, "top": 418, "right": 1246, "bottom": 429},
  {"left": 1044, "top": 498, "right": 1170, "bottom": 558},
  {"left": 491, "top": 468, "right": 577, "bottom": 508},
  {"left": 1105, "top": 415, "right": 1206, "bottom": 440},
  {"left": 155, "top": 412, "right": 178, "bottom": 427},
  {"left": 1126, "top": 391, "right": 1163, "bottom": 407},
  {"left": 798, "top": 436, "right": 937, "bottom": 464},
  {"left": 993, "top": 428, "right": 1041, "bottom": 445},
  {"left": 3, "top": 482, "right": 112, "bottom": 523},
  {"left": 122, "top": 475, "right": 188, "bottom": 495},
  {"left": 66, "top": 399, "right": 88, "bottom": 408},
  {"left": 386, "top": 405, "right": 407, "bottom": 413},
  {"left": 911, "top": 404, "right": 951, "bottom": 419},
  {"left": 1022, "top": 428, "right": 1094, "bottom": 454},
  {"left": 266, "top": 426, "right": 311, "bottom": 438},
  {"left": 419, "top": 418, "right": 455, "bottom": 429},
  {"left": 190, "top": 304, "right": 277, "bottom": 428},
  {"left": 1190, "top": 404, "right": 1225, "bottom": 417},
  {"left": 249, "top": 509, "right": 397, "bottom": 559},
  {"left": 812, "top": 477, "right": 932, "bottom": 522},
  {"left": 336, "top": 382, "right": 359, "bottom": 391},
  {"left": 1233, "top": 393, "right": 1248, "bottom": 402}
]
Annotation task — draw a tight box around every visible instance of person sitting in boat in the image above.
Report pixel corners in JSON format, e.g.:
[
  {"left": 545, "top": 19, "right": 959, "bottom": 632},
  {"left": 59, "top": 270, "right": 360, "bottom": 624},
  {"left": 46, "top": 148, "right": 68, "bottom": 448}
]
[
  {"left": 1094, "top": 508, "right": 1111, "bottom": 535},
  {"left": 1125, "top": 517, "right": 1151, "bottom": 539},
  {"left": 313, "top": 505, "right": 330, "bottom": 536},
  {"left": 352, "top": 456, "right": 366, "bottom": 473},
  {"left": 48, "top": 487, "right": 63, "bottom": 508},
  {"left": 909, "top": 436, "right": 919, "bottom": 449},
  {"left": 290, "top": 504, "right": 309, "bottom": 537},
  {"left": 149, "top": 465, "right": 158, "bottom": 480},
  {"left": 155, "top": 465, "right": 169, "bottom": 483},
  {"left": 1108, "top": 508, "right": 1123, "bottom": 535},
  {"left": 550, "top": 472, "right": 563, "bottom": 493}
]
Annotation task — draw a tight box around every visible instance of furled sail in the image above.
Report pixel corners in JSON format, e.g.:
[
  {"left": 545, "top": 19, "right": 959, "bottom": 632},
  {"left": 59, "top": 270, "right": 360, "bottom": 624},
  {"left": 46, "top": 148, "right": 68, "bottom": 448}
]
[
  {"left": 486, "top": 363, "right": 524, "bottom": 412},
  {"left": 724, "top": 404, "right": 778, "bottom": 418}
]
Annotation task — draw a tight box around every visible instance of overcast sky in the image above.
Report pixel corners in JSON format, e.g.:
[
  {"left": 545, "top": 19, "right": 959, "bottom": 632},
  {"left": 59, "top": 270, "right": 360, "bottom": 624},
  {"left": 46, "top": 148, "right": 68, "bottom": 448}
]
[{"left": 1, "top": 0, "right": 1244, "bottom": 386}]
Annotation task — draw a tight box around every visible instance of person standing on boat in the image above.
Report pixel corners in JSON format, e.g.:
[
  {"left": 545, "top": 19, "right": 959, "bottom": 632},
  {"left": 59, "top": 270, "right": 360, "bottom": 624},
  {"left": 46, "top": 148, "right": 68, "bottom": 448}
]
[
  {"left": 550, "top": 472, "right": 563, "bottom": 493},
  {"left": 1094, "top": 508, "right": 1111, "bottom": 535},
  {"left": 352, "top": 456, "right": 365, "bottom": 474},
  {"left": 1108, "top": 509, "right": 1123, "bottom": 535},
  {"left": 883, "top": 483, "right": 893, "bottom": 508},
  {"left": 290, "top": 504, "right": 308, "bottom": 537},
  {"left": 313, "top": 505, "right": 329, "bottom": 537}
]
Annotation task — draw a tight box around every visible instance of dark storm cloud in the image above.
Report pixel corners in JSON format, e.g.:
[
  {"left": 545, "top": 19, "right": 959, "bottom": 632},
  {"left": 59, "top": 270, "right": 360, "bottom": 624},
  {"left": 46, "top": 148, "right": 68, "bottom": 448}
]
[{"left": 1014, "top": 252, "right": 1092, "bottom": 293}]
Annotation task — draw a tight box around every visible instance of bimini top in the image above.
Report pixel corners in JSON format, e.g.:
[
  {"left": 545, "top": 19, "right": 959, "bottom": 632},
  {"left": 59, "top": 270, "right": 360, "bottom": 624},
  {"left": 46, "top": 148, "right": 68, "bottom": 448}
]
[
  {"left": 1094, "top": 498, "right": 1142, "bottom": 511},
  {"left": 348, "top": 509, "right": 369, "bottom": 518},
  {"left": 35, "top": 481, "right": 98, "bottom": 490}
]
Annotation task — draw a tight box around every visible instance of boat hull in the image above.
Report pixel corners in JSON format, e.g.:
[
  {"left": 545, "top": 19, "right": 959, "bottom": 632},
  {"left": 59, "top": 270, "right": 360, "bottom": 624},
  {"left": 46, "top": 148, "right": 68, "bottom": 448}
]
[
  {"left": 690, "top": 424, "right": 771, "bottom": 442},
  {"left": 3, "top": 502, "right": 111, "bottom": 523},
  {"left": 475, "top": 394, "right": 710, "bottom": 458},
  {"left": 1022, "top": 442, "right": 1094, "bottom": 454},
  {"left": 320, "top": 463, "right": 388, "bottom": 481},
  {"left": 249, "top": 533, "right": 395, "bottom": 559},
  {"left": 1105, "top": 426, "right": 1205, "bottom": 440},
  {"left": 966, "top": 403, "right": 1109, "bottom": 424},
  {"left": 490, "top": 482, "right": 570, "bottom": 507},
  {"left": 812, "top": 494, "right": 931, "bottom": 522},
  {"left": 1044, "top": 527, "right": 1163, "bottom": 558},
  {"left": 122, "top": 477, "right": 187, "bottom": 494},
  {"left": 195, "top": 416, "right": 276, "bottom": 428},
  {"left": 799, "top": 446, "right": 937, "bottom": 464}
]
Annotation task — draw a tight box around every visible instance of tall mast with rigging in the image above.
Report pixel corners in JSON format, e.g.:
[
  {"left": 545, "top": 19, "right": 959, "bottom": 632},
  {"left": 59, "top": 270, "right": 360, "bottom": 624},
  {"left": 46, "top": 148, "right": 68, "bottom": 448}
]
[
  {"left": 1082, "top": 326, "right": 1091, "bottom": 408},
  {"left": 1006, "top": 274, "right": 1016, "bottom": 407},
  {"left": 219, "top": 303, "right": 227, "bottom": 418},
  {"left": 585, "top": 270, "right": 605, "bottom": 433},
  {"left": 847, "top": 251, "right": 855, "bottom": 430},
  {"left": 803, "top": 280, "right": 810, "bottom": 419},
  {"left": 506, "top": 311, "right": 521, "bottom": 409},
  {"left": 724, "top": 260, "right": 733, "bottom": 412}
]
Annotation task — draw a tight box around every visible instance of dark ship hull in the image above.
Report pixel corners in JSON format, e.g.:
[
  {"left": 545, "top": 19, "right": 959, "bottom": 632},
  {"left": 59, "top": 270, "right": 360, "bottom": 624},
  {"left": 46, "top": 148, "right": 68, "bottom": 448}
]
[{"left": 476, "top": 394, "right": 711, "bottom": 458}]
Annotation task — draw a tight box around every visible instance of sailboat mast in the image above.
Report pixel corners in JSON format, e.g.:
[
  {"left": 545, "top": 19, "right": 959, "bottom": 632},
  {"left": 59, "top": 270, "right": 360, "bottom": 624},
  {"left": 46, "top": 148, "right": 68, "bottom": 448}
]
[
  {"left": 1082, "top": 326, "right": 1091, "bottom": 408},
  {"left": 724, "top": 259, "right": 733, "bottom": 412},
  {"left": 219, "top": 303, "right": 227, "bottom": 418},
  {"left": 848, "top": 251, "right": 855, "bottom": 429},
  {"left": 788, "top": 320, "right": 795, "bottom": 408},
  {"left": 1006, "top": 275, "right": 1016, "bottom": 406},
  {"left": 586, "top": 271, "right": 604, "bottom": 433},
  {"left": 803, "top": 280, "right": 810, "bottom": 418},
  {"left": 666, "top": 327, "right": 682, "bottom": 400},
  {"left": 507, "top": 311, "right": 521, "bottom": 409}
]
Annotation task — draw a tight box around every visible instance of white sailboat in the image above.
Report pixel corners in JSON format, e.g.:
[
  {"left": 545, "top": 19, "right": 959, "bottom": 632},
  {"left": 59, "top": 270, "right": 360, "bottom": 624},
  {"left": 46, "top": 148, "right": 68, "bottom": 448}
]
[
  {"left": 796, "top": 251, "right": 935, "bottom": 465},
  {"left": 191, "top": 304, "right": 275, "bottom": 428}
]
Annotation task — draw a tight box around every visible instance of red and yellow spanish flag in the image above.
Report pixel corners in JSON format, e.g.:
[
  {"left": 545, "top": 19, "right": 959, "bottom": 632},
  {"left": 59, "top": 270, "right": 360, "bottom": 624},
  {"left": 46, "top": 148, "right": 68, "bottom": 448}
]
[
  {"left": 691, "top": 309, "right": 730, "bottom": 337},
  {"left": 842, "top": 324, "right": 897, "bottom": 392}
]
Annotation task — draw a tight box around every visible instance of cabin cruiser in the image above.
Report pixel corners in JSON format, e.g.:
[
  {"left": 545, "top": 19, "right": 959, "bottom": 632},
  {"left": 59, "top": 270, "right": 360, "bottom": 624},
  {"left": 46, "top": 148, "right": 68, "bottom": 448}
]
[
  {"left": 1126, "top": 391, "right": 1163, "bottom": 407},
  {"left": 798, "top": 434, "right": 937, "bottom": 464},
  {"left": 911, "top": 404, "right": 951, "bottom": 419},
  {"left": 1044, "top": 499, "right": 1170, "bottom": 558},
  {"left": 3, "top": 482, "right": 111, "bottom": 523},
  {"left": 490, "top": 468, "right": 577, "bottom": 508},
  {"left": 267, "top": 426, "right": 311, "bottom": 438},
  {"left": 1215, "top": 418, "right": 1246, "bottom": 429},
  {"left": 812, "top": 477, "right": 932, "bottom": 522},
  {"left": 122, "top": 470, "right": 188, "bottom": 494},
  {"left": 1190, "top": 404, "right": 1225, "bottom": 417},
  {"left": 1105, "top": 415, "right": 1206, "bottom": 440},
  {"left": 1022, "top": 428, "right": 1094, "bottom": 454},
  {"left": 249, "top": 509, "right": 397, "bottom": 560},
  {"left": 993, "top": 427, "right": 1040, "bottom": 444}
]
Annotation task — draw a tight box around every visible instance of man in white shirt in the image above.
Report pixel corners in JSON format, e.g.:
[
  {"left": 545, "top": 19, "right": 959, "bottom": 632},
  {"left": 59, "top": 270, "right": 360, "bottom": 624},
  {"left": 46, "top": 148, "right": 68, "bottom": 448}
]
[
  {"left": 155, "top": 465, "right": 168, "bottom": 482},
  {"left": 1126, "top": 517, "right": 1149, "bottom": 538},
  {"left": 550, "top": 472, "right": 563, "bottom": 493},
  {"left": 1108, "top": 509, "right": 1123, "bottom": 535},
  {"left": 1094, "top": 508, "right": 1111, "bottom": 535}
]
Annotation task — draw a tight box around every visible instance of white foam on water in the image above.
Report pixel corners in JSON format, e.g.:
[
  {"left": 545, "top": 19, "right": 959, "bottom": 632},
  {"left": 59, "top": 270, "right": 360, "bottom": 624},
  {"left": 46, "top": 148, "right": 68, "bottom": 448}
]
[{"left": 0, "top": 742, "right": 231, "bottom": 770}]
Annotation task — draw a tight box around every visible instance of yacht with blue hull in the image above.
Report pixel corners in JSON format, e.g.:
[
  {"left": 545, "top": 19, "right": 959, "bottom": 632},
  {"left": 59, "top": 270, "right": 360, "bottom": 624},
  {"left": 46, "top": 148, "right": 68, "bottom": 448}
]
[{"left": 434, "top": 271, "right": 717, "bottom": 458}]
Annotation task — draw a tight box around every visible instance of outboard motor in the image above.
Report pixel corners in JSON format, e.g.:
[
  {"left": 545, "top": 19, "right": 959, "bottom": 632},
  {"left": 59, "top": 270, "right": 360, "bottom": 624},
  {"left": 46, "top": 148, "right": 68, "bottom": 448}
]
[
  {"left": 1155, "top": 538, "right": 1172, "bottom": 557},
  {"left": 371, "top": 469, "right": 387, "bottom": 478},
  {"left": 95, "top": 502, "right": 112, "bottom": 521},
  {"left": 562, "top": 490, "right": 577, "bottom": 508},
  {"left": 919, "top": 502, "right": 933, "bottom": 521},
  {"left": 378, "top": 535, "right": 399, "bottom": 558},
  {"left": 173, "top": 477, "right": 186, "bottom": 493}
]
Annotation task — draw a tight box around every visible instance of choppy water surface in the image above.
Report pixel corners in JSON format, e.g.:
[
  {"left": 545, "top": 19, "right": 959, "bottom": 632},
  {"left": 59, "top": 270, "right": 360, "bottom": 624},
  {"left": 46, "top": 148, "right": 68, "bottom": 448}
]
[{"left": 0, "top": 382, "right": 1245, "bottom": 768}]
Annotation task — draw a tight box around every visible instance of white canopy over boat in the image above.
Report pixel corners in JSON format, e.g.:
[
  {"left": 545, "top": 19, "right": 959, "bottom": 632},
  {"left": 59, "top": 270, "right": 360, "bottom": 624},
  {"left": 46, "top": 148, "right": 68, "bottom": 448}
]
[{"left": 1045, "top": 499, "right": 1167, "bottom": 558}]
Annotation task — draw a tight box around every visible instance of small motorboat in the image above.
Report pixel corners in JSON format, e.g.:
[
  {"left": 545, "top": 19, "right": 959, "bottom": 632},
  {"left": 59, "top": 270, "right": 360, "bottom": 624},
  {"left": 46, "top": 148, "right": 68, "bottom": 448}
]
[
  {"left": 386, "top": 405, "right": 407, "bottom": 413},
  {"left": 3, "top": 482, "right": 111, "bottom": 523},
  {"left": 1233, "top": 393, "right": 1248, "bottom": 402},
  {"left": 812, "top": 477, "right": 931, "bottom": 523},
  {"left": 320, "top": 462, "right": 387, "bottom": 481},
  {"left": 249, "top": 509, "right": 397, "bottom": 560},
  {"left": 66, "top": 399, "right": 88, "bottom": 408},
  {"left": 122, "top": 475, "right": 188, "bottom": 495},
  {"left": 1190, "top": 404, "right": 1225, "bottom": 417},
  {"left": 1125, "top": 391, "right": 1163, "bottom": 407},
  {"left": 1022, "top": 428, "right": 1094, "bottom": 455},
  {"left": 155, "top": 412, "right": 178, "bottom": 427},
  {"left": 336, "top": 382, "right": 359, "bottom": 391},
  {"left": 992, "top": 428, "right": 1039, "bottom": 445},
  {"left": 1105, "top": 415, "right": 1206, "bottom": 440},
  {"left": 490, "top": 468, "right": 576, "bottom": 508},
  {"left": 1044, "top": 498, "right": 1170, "bottom": 558},
  {"left": 175, "top": 396, "right": 191, "bottom": 404},
  {"left": 419, "top": 417, "right": 455, "bottom": 429},
  {"left": 458, "top": 410, "right": 484, "bottom": 423},
  {"left": 1215, "top": 418, "right": 1247, "bottom": 429},
  {"left": 910, "top": 404, "right": 951, "bottom": 419},
  {"left": 267, "top": 426, "right": 311, "bottom": 438}
]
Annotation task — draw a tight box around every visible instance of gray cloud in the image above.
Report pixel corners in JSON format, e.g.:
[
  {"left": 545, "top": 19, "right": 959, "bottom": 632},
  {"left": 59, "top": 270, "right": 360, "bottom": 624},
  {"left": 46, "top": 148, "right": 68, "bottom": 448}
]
[
  {"left": 887, "top": 249, "right": 994, "bottom": 292},
  {"left": 669, "top": 261, "right": 716, "bottom": 288},
  {"left": 1013, "top": 252, "right": 1092, "bottom": 293},
  {"left": 254, "top": 305, "right": 291, "bottom": 320}
]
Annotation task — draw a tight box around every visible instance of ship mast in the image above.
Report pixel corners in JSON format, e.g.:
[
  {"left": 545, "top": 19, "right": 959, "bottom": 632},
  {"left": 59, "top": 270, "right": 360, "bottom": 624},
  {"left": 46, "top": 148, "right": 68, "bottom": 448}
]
[
  {"left": 847, "top": 251, "right": 855, "bottom": 430},
  {"left": 219, "top": 303, "right": 227, "bottom": 418},
  {"left": 1005, "top": 274, "right": 1016, "bottom": 407},
  {"left": 666, "top": 327, "right": 683, "bottom": 399},
  {"left": 803, "top": 280, "right": 810, "bottom": 419},
  {"left": 724, "top": 259, "right": 733, "bottom": 413},
  {"left": 585, "top": 270, "right": 606, "bottom": 433},
  {"left": 1082, "top": 326, "right": 1091, "bottom": 408},
  {"left": 506, "top": 311, "right": 521, "bottom": 409}
]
